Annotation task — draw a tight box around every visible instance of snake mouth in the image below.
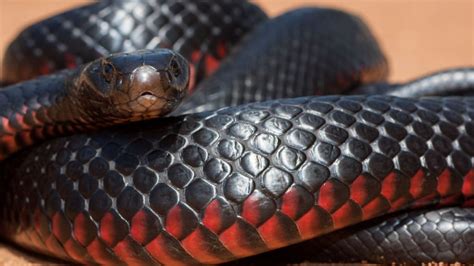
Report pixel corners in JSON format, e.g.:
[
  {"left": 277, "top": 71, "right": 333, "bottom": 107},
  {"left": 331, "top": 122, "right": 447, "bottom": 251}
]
[
  {"left": 138, "top": 91, "right": 158, "bottom": 103},
  {"left": 122, "top": 90, "right": 179, "bottom": 116},
  {"left": 135, "top": 91, "right": 167, "bottom": 110},
  {"left": 121, "top": 92, "right": 178, "bottom": 121}
]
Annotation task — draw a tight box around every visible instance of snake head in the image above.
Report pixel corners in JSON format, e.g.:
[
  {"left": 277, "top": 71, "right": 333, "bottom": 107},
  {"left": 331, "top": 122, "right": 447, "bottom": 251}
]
[{"left": 78, "top": 49, "right": 189, "bottom": 122}]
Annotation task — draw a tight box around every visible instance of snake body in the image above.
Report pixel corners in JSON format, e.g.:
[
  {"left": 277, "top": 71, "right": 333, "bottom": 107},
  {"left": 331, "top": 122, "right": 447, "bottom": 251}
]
[
  {"left": 1, "top": 95, "right": 474, "bottom": 264},
  {"left": 1, "top": 0, "right": 266, "bottom": 86},
  {"left": 0, "top": 0, "right": 473, "bottom": 264},
  {"left": 233, "top": 207, "right": 474, "bottom": 264},
  {"left": 174, "top": 8, "right": 388, "bottom": 114},
  {"left": 354, "top": 67, "right": 474, "bottom": 97}
]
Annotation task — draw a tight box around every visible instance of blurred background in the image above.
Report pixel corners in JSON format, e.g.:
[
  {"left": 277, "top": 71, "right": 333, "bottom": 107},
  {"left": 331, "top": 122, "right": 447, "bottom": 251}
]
[
  {"left": 0, "top": 0, "right": 473, "bottom": 82},
  {"left": 0, "top": 0, "right": 473, "bottom": 264}
]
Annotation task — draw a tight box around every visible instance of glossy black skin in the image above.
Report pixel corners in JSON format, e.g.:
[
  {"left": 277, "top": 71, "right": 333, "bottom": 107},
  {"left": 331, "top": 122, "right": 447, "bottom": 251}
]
[
  {"left": 1, "top": 0, "right": 267, "bottom": 85},
  {"left": 1, "top": 95, "right": 473, "bottom": 264},
  {"left": 0, "top": 0, "right": 474, "bottom": 264},
  {"left": 229, "top": 207, "right": 474, "bottom": 265},
  {"left": 354, "top": 67, "right": 474, "bottom": 96},
  {"left": 175, "top": 8, "right": 387, "bottom": 114}
]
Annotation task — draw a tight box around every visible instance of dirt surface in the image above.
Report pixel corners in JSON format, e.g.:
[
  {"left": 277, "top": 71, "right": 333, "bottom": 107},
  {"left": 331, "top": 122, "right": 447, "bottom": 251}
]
[
  {"left": 0, "top": 0, "right": 473, "bottom": 264},
  {"left": 0, "top": 242, "right": 55, "bottom": 266}
]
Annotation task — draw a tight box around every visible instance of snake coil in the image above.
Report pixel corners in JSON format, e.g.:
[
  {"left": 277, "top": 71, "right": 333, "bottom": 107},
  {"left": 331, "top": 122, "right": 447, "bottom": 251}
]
[{"left": 0, "top": 0, "right": 473, "bottom": 264}]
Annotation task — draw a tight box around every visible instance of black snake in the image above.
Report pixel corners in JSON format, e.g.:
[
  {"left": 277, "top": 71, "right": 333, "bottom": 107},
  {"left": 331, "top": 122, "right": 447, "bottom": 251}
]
[{"left": 0, "top": 0, "right": 473, "bottom": 264}]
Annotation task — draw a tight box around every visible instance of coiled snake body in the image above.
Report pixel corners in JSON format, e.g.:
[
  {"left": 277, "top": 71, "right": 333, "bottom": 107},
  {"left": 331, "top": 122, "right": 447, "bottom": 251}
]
[{"left": 1, "top": 1, "right": 473, "bottom": 264}]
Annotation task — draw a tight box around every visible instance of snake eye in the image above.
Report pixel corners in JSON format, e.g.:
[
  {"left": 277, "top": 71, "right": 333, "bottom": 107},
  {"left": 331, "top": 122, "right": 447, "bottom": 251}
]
[
  {"left": 102, "top": 61, "right": 115, "bottom": 82},
  {"left": 169, "top": 58, "right": 181, "bottom": 78}
]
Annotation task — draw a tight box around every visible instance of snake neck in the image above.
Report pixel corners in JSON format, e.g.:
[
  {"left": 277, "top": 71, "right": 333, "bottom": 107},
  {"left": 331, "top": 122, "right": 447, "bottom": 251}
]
[{"left": 0, "top": 67, "right": 104, "bottom": 160}]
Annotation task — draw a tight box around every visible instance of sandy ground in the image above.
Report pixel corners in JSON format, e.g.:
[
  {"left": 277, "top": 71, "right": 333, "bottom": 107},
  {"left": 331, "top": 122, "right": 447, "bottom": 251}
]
[{"left": 0, "top": 0, "right": 473, "bottom": 264}]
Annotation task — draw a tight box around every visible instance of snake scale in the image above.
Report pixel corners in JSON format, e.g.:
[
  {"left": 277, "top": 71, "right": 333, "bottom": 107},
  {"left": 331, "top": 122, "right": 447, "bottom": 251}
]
[{"left": 0, "top": 0, "right": 473, "bottom": 264}]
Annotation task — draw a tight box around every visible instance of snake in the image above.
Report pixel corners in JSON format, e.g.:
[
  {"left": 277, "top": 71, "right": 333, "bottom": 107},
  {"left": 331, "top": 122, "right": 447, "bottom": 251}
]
[
  {"left": 0, "top": 49, "right": 189, "bottom": 160},
  {"left": 0, "top": 0, "right": 473, "bottom": 264}
]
